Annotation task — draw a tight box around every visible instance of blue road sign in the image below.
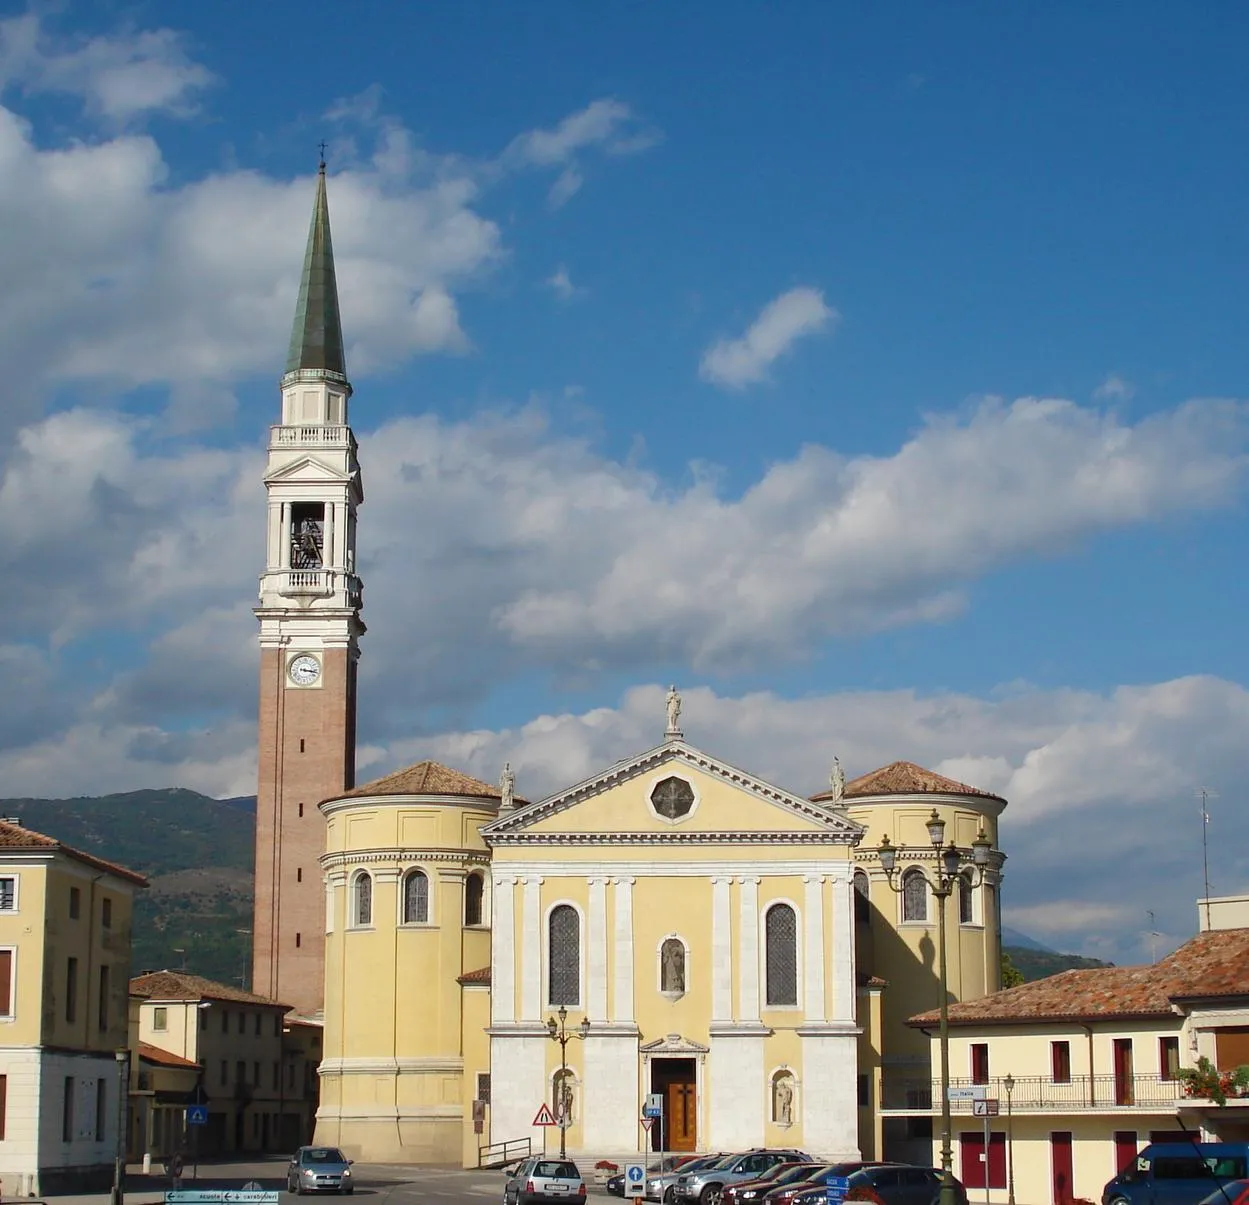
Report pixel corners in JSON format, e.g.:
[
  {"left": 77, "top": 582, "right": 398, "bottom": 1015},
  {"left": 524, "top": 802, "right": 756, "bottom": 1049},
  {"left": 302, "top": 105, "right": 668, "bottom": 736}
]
[
  {"left": 824, "top": 1176, "right": 849, "bottom": 1205},
  {"left": 642, "top": 1104, "right": 662, "bottom": 1117},
  {"left": 185, "top": 1104, "right": 209, "bottom": 1126}
]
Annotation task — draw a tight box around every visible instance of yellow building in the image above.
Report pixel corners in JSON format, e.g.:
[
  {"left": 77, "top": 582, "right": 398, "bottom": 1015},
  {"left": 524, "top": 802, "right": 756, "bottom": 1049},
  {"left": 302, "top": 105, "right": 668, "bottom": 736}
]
[
  {"left": 0, "top": 819, "right": 147, "bottom": 1195},
  {"left": 315, "top": 761, "right": 499, "bottom": 1162},
  {"left": 827, "top": 761, "right": 1006, "bottom": 1162},
  {"left": 130, "top": 970, "right": 312, "bottom": 1156},
  {"left": 891, "top": 918, "right": 1249, "bottom": 1204}
]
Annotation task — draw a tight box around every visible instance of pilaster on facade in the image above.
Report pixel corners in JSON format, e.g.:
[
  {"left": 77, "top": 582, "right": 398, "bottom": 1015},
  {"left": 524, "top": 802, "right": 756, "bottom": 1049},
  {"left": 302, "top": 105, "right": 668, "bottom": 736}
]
[
  {"left": 711, "top": 876, "right": 733, "bottom": 1021},
  {"left": 491, "top": 875, "right": 516, "bottom": 1024},
  {"left": 803, "top": 875, "right": 826, "bottom": 1021},
  {"left": 520, "top": 876, "right": 543, "bottom": 1021},
  {"left": 738, "top": 876, "right": 761, "bottom": 1022},
  {"left": 587, "top": 877, "right": 608, "bottom": 1020},
  {"left": 611, "top": 877, "right": 635, "bottom": 1023}
]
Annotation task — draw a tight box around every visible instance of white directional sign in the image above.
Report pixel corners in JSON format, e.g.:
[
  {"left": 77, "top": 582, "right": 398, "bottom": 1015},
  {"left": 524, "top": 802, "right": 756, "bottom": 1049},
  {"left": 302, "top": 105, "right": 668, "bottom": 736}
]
[
  {"left": 947, "top": 1085, "right": 988, "bottom": 1101},
  {"left": 625, "top": 1164, "right": 646, "bottom": 1199}
]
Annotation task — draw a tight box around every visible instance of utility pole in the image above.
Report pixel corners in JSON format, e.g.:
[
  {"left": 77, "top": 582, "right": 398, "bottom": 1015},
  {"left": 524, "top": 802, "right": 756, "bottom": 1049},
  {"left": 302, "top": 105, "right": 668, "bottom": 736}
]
[{"left": 1196, "top": 789, "right": 1217, "bottom": 930}]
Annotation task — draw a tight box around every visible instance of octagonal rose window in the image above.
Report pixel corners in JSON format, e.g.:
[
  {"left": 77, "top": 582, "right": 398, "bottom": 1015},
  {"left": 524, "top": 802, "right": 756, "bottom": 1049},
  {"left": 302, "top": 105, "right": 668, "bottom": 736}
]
[{"left": 650, "top": 776, "right": 695, "bottom": 821}]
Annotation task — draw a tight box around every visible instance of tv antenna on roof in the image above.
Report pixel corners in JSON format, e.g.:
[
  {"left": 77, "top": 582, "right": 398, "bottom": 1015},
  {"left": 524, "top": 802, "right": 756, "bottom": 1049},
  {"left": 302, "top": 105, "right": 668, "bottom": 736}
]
[
  {"left": 1146, "top": 911, "right": 1160, "bottom": 963},
  {"left": 1196, "top": 788, "right": 1218, "bottom": 931}
]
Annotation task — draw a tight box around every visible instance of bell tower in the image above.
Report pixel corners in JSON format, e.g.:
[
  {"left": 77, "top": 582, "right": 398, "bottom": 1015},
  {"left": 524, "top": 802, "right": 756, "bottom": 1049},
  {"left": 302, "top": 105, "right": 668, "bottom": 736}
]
[{"left": 253, "top": 160, "right": 364, "bottom": 1015}]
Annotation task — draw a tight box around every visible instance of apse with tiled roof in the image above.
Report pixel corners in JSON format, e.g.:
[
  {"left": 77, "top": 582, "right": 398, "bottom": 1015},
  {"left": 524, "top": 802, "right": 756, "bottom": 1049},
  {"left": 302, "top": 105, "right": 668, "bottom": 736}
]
[
  {"left": 811, "top": 760, "right": 1008, "bottom": 1166},
  {"left": 314, "top": 758, "right": 504, "bottom": 1164}
]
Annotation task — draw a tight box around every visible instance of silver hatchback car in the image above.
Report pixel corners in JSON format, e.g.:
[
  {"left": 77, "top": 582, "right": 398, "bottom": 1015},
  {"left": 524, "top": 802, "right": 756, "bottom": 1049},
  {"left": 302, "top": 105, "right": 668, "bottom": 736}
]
[
  {"left": 504, "top": 1157, "right": 585, "bottom": 1205},
  {"left": 287, "top": 1146, "right": 354, "bottom": 1195}
]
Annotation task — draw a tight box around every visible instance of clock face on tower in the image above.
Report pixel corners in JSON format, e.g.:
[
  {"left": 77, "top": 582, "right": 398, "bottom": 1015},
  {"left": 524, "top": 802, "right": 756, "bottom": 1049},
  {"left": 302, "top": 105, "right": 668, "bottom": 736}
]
[{"left": 287, "top": 654, "right": 322, "bottom": 687}]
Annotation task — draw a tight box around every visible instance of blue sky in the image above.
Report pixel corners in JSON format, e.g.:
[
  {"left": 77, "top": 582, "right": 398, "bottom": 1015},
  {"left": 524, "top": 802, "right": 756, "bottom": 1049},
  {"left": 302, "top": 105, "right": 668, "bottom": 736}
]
[{"left": 1, "top": 2, "right": 1248, "bottom": 963}]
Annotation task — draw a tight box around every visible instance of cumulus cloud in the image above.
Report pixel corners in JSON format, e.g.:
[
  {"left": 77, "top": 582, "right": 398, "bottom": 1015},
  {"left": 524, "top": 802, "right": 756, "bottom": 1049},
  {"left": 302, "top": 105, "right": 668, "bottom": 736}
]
[
  {"left": 504, "top": 98, "right": 660, "bottom": 207},
  {"left": 700, "top": 287, "right": 837, "bottom": 389},
  {"left": 0, "top": 12, "right": 214, "bottom": 122},
  {"left": 1094, "top": 374, "right": 1135, "bottom": 401},
  {"left": 545, "top": 265, "right": 582, "bottom": 300}
]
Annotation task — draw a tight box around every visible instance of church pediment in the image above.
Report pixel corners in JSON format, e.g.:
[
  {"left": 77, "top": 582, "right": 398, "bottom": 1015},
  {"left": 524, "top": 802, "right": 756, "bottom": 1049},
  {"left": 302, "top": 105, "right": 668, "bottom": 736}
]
[
  {"left": 640, "top": 1033, "right": 710, "bottom": 1055},
  {"left": 481, "top": 740, "right": 863, "bottom": 845},
  {"left": 264, "top": 454, "right": 353, "bottom": 486}
]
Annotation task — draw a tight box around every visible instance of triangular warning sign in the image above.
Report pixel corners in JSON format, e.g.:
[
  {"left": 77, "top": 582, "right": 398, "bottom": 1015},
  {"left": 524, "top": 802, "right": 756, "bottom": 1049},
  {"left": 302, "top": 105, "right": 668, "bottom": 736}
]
[
  {"left": 533, "top": 1103, "right": 558, "bottom": 1126},
  {"left": 640, "top": 1116, "right": 656, "bottom": 1131}
]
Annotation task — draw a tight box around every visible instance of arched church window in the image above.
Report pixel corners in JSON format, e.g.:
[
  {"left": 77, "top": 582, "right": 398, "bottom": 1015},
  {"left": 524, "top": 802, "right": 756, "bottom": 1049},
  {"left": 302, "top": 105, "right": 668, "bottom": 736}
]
[
  {"left": 403, "top": 870, "right": 429, "bottom": 925},
  {"left": 853, "top": 870, "right": 871, "bottom": 926},
  {"left": 548, "top": 905, "right": 580, "bottom": 1006},
  {"left": 465, "top": 872, "right": 484, "bottom": 926},
  {"left": 353, "top": 872, "right": 372, "bottom": 927},
  {"left": 959, "top": 873, "right": 974, "bottom": 925},
  {"left": 902, "top": 869, "right": 928, "bottom": 923},
  {"left": 764, "top": 903, "right": 798, "bottom": 1007}
]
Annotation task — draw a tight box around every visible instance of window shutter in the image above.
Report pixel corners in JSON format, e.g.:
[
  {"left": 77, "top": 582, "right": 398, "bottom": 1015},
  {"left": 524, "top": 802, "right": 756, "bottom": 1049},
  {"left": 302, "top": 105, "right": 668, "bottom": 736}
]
[{"left": 0, "top": 949, "right": 12, "bottom": 1015}]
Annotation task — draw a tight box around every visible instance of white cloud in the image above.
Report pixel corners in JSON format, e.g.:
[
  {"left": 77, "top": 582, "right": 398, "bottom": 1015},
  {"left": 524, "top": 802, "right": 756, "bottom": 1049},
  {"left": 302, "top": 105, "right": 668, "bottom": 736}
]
[
  {"left": 545, "top": 265, "right": 582, "bottom": 301},
  {"left": 503, "top": 98, "right": 659, "bottom": 206},
  {"left": 1094, "top": 374, "right": 1136, "bottom": 401},
  {"left": 0, "top": 104, "right": 499, "bottom": 429},
  {"left": 1003, "top": 901, "right": 1136, "bottom": 935},
  {"left": 0, "top": 13, "right": 215, "bottom": 122},
  {"left": 700, "top": 287, "right": 837, "bottom": 389}
]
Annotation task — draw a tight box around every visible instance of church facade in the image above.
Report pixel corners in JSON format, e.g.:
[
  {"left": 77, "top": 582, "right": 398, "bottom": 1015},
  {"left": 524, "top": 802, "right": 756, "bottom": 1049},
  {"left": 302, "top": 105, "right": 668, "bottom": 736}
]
[{"left": 257, "top": 167, "right": 1007, "bottom": 1166}]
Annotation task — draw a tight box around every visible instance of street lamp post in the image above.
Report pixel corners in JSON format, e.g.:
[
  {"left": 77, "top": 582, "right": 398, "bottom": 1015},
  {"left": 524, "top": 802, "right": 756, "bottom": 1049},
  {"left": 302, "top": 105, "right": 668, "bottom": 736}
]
[
  {"left": 877, "top": 811, "right": 993, "bottom": 1205},
  {"left": 546, "top": 1005, "right": 590, "bottom": 1159},
  {"left": 1003, "top": 1073, "right": 1016, "bottom": 1205},
  {"left": 112, "top": 1047, "right": 130, "bottom": 1205}
]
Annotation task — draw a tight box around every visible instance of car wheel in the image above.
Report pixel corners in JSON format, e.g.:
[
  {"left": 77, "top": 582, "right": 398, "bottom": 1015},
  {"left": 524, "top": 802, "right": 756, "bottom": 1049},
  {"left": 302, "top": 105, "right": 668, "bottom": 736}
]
[
  {"left": 664, "top": 1191, "right": 676, "bottom": 1205},
  {"left": 701, "top": 1186, "right": 723, "bottom": 1205}
]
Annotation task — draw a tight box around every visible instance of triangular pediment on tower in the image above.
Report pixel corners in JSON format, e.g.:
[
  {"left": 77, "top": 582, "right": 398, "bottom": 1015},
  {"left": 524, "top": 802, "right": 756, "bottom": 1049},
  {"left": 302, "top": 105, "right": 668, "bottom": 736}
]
[
  {"left": 264, "top": 454, "right": 354, "bottom": 486},
  {"left": 481, "top": 740, "right": 863, "bottom": 846}
]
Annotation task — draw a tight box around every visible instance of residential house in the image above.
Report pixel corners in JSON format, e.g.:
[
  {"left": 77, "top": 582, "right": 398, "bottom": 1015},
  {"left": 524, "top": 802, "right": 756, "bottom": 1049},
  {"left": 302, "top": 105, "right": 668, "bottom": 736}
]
[
  {"left": 886, "top": 913, "right": 1249, "bottom": 1204},
  {"left": 0, "top": 819, "right": 147, "bottom": 1194},
  {"left": 130, "top": 970, "right": 313, "bottom": 1156}
]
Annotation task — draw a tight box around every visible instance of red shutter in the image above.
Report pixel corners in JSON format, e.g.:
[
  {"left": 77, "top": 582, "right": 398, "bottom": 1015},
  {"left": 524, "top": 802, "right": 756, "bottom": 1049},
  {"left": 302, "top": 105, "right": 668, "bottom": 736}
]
[
  {"left": 0, "top": 949, "right": 12, "bottom": 1015},
  {"left": 1113, "top": 1131, "right": 1138, "bottom": 1173},
  {"left": 1051, "top": 1132, "right": 1073, "bottom": 1205},
  {"left": 0, "top": 1073, "right": 7, "bottom": 1140}
]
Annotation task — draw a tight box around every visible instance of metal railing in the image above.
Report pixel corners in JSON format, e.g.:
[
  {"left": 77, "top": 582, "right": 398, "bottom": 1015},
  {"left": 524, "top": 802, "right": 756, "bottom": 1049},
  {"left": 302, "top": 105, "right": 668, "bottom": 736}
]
[
  {"left": 880, "top": 1073, "right": 1187, "bottom": 1112},
  {"left": 270, "top": 425, "right": 352, "bottom": 447},
  {"left": 479, "top": 1136, "right": 531, "bottom": 1169}
]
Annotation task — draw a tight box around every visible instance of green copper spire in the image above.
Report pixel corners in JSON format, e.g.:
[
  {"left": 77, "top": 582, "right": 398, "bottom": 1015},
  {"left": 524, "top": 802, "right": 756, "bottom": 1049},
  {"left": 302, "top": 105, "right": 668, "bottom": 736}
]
[{"left": 285, "top": 160, "right": 347, "bottom": 382}]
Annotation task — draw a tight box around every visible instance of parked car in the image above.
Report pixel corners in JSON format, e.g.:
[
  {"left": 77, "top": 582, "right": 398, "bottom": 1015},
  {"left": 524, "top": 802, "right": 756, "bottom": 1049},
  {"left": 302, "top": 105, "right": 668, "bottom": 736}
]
[
  {"left": 1198, "top": 1181, "right": 1249, "bottom": 1205},
  {"left": 762, "top": 1165, "right": 871, "bottom": 1205},
  {"left": 503, "top": 1157, "right": 586, "bottom": 1205},
  {"left": 791, "top": 1165, "right": 966, "bottom": 1205},
  {"left": 1103, "top": 1142, "right": 1249, "bottom": 1205},
  {"left": 287, "top": 1146, "right": 354, "bottom": 1195},
  {"left": 607, "top": 1173, "right": 626, "bottom": 1198},
  {"left": 675, "top": 1150, "right": 812, "bottom": 1205},
  {"left": 648, "top": 1156, "right": 731, "bottom": 1204},
  {"left": 722, "top": 1163, "right": 816, "bottom": 1205}
]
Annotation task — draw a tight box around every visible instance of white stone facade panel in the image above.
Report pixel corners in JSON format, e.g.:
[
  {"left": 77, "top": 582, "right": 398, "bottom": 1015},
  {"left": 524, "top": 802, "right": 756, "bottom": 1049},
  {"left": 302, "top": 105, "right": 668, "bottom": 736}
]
[
  {"left": 488, "top": 1032, "right": 547, "bottom": 1150},
  {"left": 798, "top": 1029, "right": 860, "bottom": 1161},
  {"left": 707, "top": 1033, "right": 764, "bottom": 1150},
  {"left": 582, "top": 1032, "right": 639, "bottom": 1150}
]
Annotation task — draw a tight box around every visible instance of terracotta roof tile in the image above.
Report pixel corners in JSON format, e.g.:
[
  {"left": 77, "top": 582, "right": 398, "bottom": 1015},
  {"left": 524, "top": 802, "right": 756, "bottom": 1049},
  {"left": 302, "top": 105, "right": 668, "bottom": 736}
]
[
  {"left": 810, "top": 761, "right": 1003, "bottom": 804},
  {"left": 330, "top": 760, "right": 521, "bottom": 803},
  {"left": 0, "top": 820, "right": 147, "bottom": 885},
  {"left": 130, "top": 970, "right": 289, "bottom": 1009},
  {"left": 458, "top": 966, "right": 491, "bottom": 985},
  {"left": 138, "top": 1042, "right": 199, "bottom": 1069},
  {"left": 909, "top": 927, "right": 1249, "bottom": 1026}
]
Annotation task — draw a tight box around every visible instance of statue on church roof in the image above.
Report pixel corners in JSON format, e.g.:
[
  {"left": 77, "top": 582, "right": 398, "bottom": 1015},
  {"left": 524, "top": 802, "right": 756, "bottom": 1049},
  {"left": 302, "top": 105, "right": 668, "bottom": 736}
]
[
  {"left": 665, "top": 685, "right": 682, "bottom": 739},
  {"left": 828, "top": 756, "right": 846, "bottom": 804},
  {"left": 500, "top": 762, "right": 515, "bottom": 810}
]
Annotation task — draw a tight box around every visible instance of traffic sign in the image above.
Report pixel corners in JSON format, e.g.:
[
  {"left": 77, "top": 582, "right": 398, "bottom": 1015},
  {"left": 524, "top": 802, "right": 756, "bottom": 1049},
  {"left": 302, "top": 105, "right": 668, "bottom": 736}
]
[
  {"left": 185, "top": 1105, "right": 209, "bottom": 1126},
  {"left": 625, "top": 1164, "right": 646, "bottom": 1199},
  {"left": 643, "top": 1092, "right": 664, "bottom": 1118},
  {"left": 824, "top": 1175, "right": 849, "bottom": 1205},
  {"left": 640, "top": 1117, "right": 656, "bottom": 1131},
  {"left": 972, "top": 1098, "right": 1000, "bottom": 1117},
  {"left": 947, "top": 1085, "right": 988, "bottom": 1102},
  {"left": 532, "top": 1103, "right": 558, "bottom": 1126},
  {"left": 166, "top": 1194, "right": 278, "bottom": 1204}
]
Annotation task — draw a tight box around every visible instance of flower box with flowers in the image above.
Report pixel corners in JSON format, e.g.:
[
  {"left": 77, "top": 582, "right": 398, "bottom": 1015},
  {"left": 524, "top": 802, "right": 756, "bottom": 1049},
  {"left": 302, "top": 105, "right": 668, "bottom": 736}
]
[{"left": 595, "top": 1162, "right": 619, "bottom": 1185}]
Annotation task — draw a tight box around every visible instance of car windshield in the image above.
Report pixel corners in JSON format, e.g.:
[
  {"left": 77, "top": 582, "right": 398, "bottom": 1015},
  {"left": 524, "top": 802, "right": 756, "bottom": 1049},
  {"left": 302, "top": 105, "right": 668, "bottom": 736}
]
[
  {"left": 302, "top": 1149, "right": 346, "bottom": 1164},
  {"left": 534, "top": 1162, "right": 579, "bottom": 1179},
  {"left": 769, "top": 1167, "right": 820, "bottom": 1187}
]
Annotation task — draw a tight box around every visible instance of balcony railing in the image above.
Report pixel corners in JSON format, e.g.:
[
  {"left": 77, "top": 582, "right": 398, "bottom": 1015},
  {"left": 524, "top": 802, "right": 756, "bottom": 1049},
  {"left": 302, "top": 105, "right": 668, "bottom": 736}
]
[
  {"left": 262, "top": 570, "right": 362, "bottom": 605},
  {"left": 880, "top": 1074, "right": 1186, "bottom": 1113},
  {"left": 269, "top": 425, "right": 352, "bottom": 448}
]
